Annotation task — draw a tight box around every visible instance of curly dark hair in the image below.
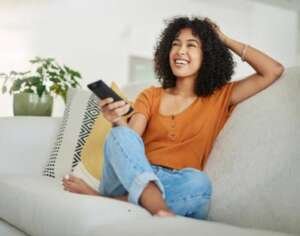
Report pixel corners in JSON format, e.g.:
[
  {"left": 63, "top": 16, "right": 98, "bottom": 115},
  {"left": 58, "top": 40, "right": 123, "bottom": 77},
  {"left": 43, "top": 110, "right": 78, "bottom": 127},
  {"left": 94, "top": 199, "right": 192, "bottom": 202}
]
[{"left": 154, "top": 16, "right": 235, "bottom": 97}]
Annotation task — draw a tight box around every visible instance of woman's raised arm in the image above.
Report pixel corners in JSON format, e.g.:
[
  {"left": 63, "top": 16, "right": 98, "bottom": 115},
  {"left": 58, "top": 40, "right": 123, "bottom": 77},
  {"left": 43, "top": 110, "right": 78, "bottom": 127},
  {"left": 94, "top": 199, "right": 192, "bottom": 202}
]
[{"left": 206, "top": 18, "right": 284, "bottom": 106}]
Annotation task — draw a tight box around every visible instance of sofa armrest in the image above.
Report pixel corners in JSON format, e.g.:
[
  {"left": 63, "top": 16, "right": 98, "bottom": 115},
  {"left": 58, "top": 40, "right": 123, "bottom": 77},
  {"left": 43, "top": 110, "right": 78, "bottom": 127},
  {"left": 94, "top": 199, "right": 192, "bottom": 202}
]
[
  {"left": 0, "top": 117, "right": 61, "bottom": 175},
  {"left": 0, "top": 176, "right": 150, "bottom": 236}
]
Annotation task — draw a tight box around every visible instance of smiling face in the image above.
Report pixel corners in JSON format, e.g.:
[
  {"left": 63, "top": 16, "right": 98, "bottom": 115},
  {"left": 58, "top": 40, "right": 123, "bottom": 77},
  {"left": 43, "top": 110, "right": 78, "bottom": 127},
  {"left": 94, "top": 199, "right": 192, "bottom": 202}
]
[{"left": 169, "top": 28, "right": 203, "bottom": 80}]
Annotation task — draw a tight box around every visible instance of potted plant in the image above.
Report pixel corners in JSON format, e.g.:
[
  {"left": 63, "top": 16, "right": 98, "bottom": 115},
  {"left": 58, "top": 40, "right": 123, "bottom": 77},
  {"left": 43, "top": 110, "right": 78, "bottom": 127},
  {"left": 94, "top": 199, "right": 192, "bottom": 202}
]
[{"left": 0, "top": 57, "right": 82, "bottom": 116}]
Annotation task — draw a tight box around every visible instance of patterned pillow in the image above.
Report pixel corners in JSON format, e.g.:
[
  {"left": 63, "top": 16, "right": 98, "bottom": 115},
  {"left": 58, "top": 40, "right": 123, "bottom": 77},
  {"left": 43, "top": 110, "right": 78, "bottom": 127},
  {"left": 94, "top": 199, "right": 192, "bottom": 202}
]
[{"left": 43, "top": 82, "right": 130, "bottom": 190}]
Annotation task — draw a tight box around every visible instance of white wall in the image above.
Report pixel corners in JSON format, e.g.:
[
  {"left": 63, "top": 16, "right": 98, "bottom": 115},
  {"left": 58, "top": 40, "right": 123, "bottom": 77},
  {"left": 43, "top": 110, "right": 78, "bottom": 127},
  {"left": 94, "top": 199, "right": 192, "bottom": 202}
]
[{"left": 0, "top": 0, "right": 298, "bottom": 117}]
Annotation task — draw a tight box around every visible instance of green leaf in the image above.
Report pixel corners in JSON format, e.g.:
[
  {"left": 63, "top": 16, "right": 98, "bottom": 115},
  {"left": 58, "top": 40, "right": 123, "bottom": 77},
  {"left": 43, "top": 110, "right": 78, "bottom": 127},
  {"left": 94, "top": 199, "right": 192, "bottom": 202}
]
[
  {"left": 36, "top": 84, "right": 46, "bottom": 97},
  {"left": 28, "top": 76, "right": 42, "bottom": 85},
  {"left": 58, "top": 72, "right": 66, "bottom": 81},
  {"left": 30, "top": 56, "right": 42, "bottom": 64},
  {"left": 50, "top": 64, "right": 59, "bottom": 70},
  {"left": 71, "top": 71, "right": 81, "bottom": 78},
  {"left": 61, "top": 89, "right": 67, "bottom": 104},
  {"left": 50, "top": 84, "right": 60, "bottom": 93},
  {"left": 10, "top": 71, "right": 18, "bottom": 76},
  {"left": 46, "top": 58, "right": 54, "bottom": 63},
  {"left": 48, "top": 71, "right": 59, "bottom": 77},
  {"left": 49, "top": 77, "right": 61, "bottom": 83},
  {"left": 20, "top": 71, "right": 30, "bottom": 76},
  {"left": 11, "top": 79, "right": 23, "bottom": 91},
  {"left": 36, "top": 67, "right": 43, "bottom": 75},
  {"left": 23, "top": 57, "right": 82, "bottom": 96},
  {"left": 63, "top": 65, "right": 71, "bottom": 73}
]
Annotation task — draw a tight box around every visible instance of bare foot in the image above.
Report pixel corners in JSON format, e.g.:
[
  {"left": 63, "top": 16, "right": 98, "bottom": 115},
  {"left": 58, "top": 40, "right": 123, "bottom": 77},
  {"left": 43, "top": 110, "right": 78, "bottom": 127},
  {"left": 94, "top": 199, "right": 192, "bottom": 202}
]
[
  {"left": 154, "top": 210, "right": 176, "bottom": 217},
  {"left": 62, "top": 174, "right": 130, "bottom": 202},
  {"left": 62, "top": 174, "right": 99, "bottom": 195},
  {"left": 139, "top": 182, "right": 174, "bottom": 216}
]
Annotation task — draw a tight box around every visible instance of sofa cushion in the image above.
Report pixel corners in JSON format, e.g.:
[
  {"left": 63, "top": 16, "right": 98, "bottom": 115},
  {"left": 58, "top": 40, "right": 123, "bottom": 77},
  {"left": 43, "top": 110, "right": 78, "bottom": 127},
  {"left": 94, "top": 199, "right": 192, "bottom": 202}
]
[
  {"left": 205, "top": 67, "right": 300, "bottom": 235},
  {"left": 88, "top": 217, "right": 291, "bottom": 236},
  {"left": 43, "top": 82, "right": 130, "bottom": 190},
  {"left": 0, "top": 177, "right": 291, "bottom": 236},
  {"left": 0, "top": 219, "right": 27, "bottom": 236},
  {"left": 0, "top": 175, "right": 150, "bottom": 236}
]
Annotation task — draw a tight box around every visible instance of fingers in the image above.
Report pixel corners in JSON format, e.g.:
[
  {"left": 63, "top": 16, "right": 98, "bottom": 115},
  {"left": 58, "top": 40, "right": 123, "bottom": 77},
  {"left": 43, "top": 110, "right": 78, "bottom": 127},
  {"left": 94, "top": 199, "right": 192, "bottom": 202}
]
[
  {"left": 204, "top": 17, "right": 214, "bottom": 25},
  {"left": 98, "top": 97, "right": 125, "bottom": 108},
  {"left": 112, "top": 103, "right": 130, "bottom": 116},
  {"left": 204, "top": 17, "right": 219, "bottom": 29},
  {"left": 108, "top": 104, "right": 130, "bottom": 123},
  {"left": 204, "top": 18, "right": 226, "bottom": 43},
  {"left": 98, "top": 97, "right": 131, "bottom": 123},
  {"left": 105, "top": 100, "right": 127, "bottom": 111},
  {"left": 98, "top": 98, "right": 128, "bottom": 112},
  {"left": 98, "top": 97, "right": 114, "bottom": 108}
]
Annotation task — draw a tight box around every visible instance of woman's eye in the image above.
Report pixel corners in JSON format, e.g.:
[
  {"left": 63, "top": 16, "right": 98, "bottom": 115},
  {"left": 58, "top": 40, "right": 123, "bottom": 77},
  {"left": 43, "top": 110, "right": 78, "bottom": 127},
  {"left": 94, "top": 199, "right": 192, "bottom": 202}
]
[
  {"left": 172, "top": 42, "right": 180, "bottom": 46},
  {"left": 188, "top": 44, "right": 196, "bottom": 47}
]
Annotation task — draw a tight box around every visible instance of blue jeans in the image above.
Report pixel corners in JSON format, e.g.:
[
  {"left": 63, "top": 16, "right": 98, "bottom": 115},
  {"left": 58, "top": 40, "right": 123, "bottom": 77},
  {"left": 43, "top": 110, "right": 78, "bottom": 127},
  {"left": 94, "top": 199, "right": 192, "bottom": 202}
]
[{"left": 99, "top": 126, "right": 212, "bottom": 220}]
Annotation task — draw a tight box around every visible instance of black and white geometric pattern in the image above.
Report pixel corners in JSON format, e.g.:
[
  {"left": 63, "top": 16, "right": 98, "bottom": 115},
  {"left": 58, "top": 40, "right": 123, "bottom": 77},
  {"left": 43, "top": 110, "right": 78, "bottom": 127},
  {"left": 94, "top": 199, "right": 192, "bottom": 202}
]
[
  {"left": 72, "top": 95, "right": 100, "bottom": 169},
  {"left": 43, "top": 98, "right": 73, "bottom": 178}
]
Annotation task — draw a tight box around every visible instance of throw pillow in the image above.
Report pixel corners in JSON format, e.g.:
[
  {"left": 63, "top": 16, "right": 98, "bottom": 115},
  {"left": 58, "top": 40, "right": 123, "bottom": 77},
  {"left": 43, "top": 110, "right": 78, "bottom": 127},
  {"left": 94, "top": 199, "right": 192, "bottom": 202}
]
[{"left": 43, "top": 82, "right": 130, "bottom": 191}]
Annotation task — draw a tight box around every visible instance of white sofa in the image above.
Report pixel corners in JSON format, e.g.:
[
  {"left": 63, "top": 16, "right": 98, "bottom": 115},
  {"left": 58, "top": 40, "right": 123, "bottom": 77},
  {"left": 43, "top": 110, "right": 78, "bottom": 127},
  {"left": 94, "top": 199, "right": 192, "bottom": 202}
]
[{"left": 0, "top": 67, "right": 299, "bottom": 236}]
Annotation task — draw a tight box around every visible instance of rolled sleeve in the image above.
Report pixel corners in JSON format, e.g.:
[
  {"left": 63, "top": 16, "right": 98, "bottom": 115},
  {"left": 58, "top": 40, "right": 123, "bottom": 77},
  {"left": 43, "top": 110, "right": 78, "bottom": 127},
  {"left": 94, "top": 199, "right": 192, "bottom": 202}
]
[
  {"left": 132, "top": 86, "right": 155, "bottom": 121},
  {"left": 220, "top": 81, "right": 238, "bottom": 117},
  {"left": 215, "top": 81, "right": 239, "bottom": 132}
]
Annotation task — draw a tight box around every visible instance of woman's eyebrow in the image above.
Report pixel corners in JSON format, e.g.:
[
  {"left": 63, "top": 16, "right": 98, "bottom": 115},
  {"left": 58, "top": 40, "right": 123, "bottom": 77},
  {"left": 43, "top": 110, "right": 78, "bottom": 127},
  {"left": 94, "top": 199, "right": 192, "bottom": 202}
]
[
  {"left": 174, "top": 38, "right": 199, "bottom": 42},
  {"left": 187, "top": 39, "right": 200, "bottom": 44},
  {"left": 174, "top": 38, "right": 200, "bottom": 43}
]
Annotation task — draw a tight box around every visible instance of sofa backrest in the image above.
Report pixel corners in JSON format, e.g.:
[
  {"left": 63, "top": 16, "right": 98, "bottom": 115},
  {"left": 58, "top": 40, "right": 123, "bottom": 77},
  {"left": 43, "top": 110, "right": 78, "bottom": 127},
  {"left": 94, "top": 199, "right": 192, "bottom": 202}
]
[{"left": 205, "top": 66, "right": 300, "bottom": 235}]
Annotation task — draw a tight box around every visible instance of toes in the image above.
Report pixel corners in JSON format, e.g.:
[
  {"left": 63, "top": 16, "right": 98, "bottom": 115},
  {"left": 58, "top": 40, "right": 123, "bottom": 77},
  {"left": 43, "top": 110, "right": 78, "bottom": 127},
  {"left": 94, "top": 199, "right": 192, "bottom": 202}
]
[
  {"left": 62, "top": 181, "right": 71, "bottom": 190},
  {"left": 63, "top": 174, "right": 70, "bottom": 180},
  {"left": 62, "top": 174, "right": 84, "bottom": 185},
  {"left": 69, "top": 175, "right": 82, "bottom": 182},
  {"left": 61, "top": 176, "right": 89, "bottom": 194},
  {"left": 63, "top": 184, "right": 69, "bottom": 191},
  {"left": 63, "top": 182, "right": 76, "bottom": 193},
  {"left": 68, "top": 174, "right": 75, "bottom": 180}
]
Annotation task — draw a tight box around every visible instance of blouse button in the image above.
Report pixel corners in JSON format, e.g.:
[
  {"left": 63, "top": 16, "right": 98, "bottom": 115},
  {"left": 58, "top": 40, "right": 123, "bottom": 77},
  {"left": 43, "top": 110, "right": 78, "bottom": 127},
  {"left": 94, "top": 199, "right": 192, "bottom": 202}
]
[{"left": 169, "top": 133, "right": 176, "bottom": 140}]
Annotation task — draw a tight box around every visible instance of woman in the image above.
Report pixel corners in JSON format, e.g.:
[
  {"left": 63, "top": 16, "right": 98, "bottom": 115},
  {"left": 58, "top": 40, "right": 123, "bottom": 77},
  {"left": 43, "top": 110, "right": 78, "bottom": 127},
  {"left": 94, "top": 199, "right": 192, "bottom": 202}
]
[{"left": 62, "top": 17, "right": 284, "bottom": 219}]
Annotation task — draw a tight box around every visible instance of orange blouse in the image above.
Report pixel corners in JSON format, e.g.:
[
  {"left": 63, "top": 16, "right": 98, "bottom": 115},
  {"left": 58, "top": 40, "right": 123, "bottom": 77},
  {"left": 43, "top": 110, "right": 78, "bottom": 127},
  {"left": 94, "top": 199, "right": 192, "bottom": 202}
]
[{"left": 133, "top": 82, "right": 238, "bottom": 170}]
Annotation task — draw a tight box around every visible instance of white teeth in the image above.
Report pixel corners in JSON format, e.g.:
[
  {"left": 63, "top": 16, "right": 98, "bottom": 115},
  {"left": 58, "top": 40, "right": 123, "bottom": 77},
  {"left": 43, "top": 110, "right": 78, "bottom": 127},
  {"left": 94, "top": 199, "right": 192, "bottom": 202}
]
[{"left": 175, "top": 59, "right": 189, "bottom": 65}]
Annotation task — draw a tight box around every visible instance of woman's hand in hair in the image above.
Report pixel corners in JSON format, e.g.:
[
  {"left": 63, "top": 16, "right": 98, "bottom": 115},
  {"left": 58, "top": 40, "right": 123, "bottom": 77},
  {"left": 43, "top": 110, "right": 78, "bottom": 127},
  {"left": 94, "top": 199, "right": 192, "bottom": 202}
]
[{"left": 204, "top": 18, "right": 227, "bottom": 44}]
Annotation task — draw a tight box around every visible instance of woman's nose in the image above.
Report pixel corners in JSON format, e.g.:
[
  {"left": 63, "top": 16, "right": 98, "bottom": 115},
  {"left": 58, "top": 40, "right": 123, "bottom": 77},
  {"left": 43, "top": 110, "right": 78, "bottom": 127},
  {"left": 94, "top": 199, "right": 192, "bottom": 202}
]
[{"left": 178, "top": 46, "right": 187, "bottom": 55}]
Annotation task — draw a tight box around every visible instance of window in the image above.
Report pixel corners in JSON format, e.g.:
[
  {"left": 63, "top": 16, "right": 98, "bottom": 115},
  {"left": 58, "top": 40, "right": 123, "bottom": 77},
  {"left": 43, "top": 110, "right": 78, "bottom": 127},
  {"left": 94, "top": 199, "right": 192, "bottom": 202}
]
[{"left": 128, "top": 56, "right": 156, "bottom": 82}]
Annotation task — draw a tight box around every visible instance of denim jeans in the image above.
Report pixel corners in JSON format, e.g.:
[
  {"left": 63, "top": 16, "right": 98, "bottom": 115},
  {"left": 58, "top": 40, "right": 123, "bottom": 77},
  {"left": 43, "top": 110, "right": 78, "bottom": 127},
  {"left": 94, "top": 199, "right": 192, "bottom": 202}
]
[{"left": 99, "top": 126, "right": 212, "bottom": 219}]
